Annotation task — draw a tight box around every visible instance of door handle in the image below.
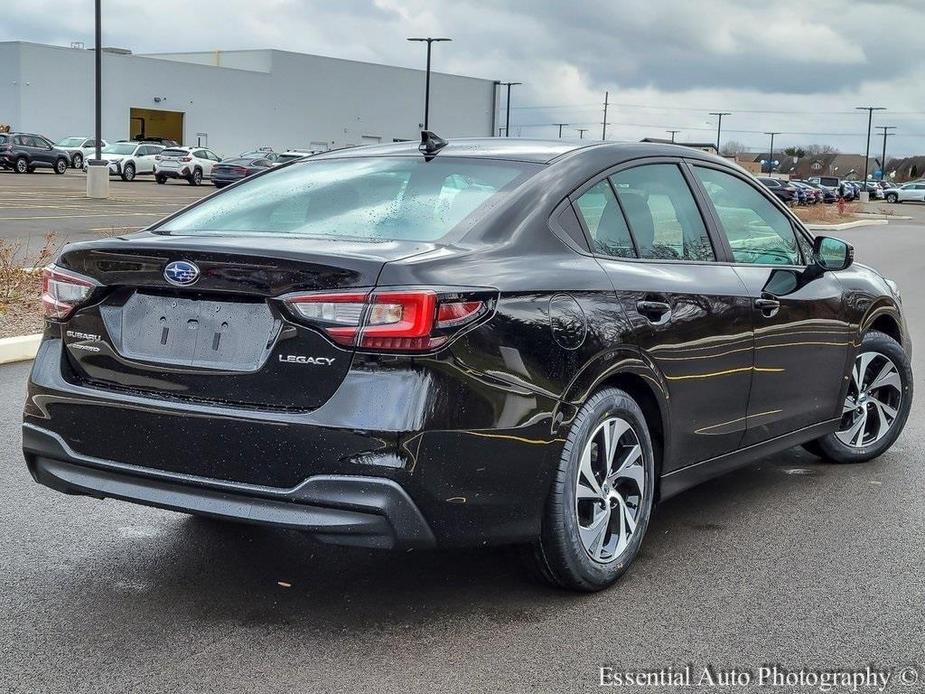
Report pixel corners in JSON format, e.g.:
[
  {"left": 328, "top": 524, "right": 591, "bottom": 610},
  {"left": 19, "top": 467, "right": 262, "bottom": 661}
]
[
  {"left": 754, "top": 297, "right": 781, "bottom": 317},
  {"left": 636, "top": 300, "right": 672, "bottom": 323}
]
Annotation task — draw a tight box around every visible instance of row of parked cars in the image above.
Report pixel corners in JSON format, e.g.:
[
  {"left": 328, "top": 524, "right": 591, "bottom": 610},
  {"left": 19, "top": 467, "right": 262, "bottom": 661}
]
[
  {"left": 756, "top": 175, "right": 908, "bottom": 205},
  {"left": 0, "top": 131, "right": 316, "bottom": 186}
]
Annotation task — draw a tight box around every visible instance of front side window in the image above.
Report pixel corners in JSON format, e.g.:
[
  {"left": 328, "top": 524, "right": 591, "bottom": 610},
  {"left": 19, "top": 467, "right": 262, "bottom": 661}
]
[
  {"left": 157, "top": 156, "right": 539, "bottom": 241},
  {"left": 574, "top": 180, "right": 635, "bottom": 258},
  {"left": 694, "top": 166, "right": 801, "bottom": 265},
  {"left": 610, "top": 164, "right": 714, "bottom": 261}
]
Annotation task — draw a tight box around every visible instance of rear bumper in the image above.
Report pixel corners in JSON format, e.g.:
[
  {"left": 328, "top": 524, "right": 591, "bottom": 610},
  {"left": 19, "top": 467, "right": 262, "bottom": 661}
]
[
  {"left": 23, "top": 423, "right": 435, "bottom": 549},
  {"left": 24, "top": 337, "right": 561, "bottom": 546}
]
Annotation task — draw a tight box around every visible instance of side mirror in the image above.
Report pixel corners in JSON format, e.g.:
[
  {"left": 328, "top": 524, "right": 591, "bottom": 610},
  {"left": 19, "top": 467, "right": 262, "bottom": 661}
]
[{"left": 813, "top": 236, "right": 854, "bottom": 271}]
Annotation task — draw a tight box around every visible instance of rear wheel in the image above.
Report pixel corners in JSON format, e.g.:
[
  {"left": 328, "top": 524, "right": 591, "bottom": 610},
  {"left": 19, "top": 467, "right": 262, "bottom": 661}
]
[
  {"left": 155, "top": 175, "right": 167, "bottom": 185},
  {"left": 14, "top": 157, "right": 28, "bottom": 174},
  {"left": 121, "top": 163, "right": 136, "bottom": 182},
  {"left": 524, "top": 388, "right": 654, "bottom": 591},
  {"left": 805, "top": 331, "right": 912, "bottom": 464},
  {"left": 189, "top": 168, "right": 202, "bottom": 186}
]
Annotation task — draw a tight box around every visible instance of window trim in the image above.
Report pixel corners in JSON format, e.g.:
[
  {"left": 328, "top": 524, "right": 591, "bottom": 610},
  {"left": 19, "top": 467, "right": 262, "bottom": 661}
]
[
  {"left": 565, "top": 156, "right": 724, "bottom": 266},
  {"left": 684, "top": 159, "right": 815, "bottom": 268}
]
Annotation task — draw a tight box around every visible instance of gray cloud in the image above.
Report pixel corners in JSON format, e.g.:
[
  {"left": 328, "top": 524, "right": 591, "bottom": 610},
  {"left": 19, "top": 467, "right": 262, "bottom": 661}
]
[{"left": 3, "top": 0, "right": 924, "bottom": 154}]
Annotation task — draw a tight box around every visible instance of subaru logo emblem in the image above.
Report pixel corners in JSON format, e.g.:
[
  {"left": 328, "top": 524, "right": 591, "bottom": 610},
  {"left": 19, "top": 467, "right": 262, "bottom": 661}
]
[{"left": 164, "top": 260, "right": 200, "bottom": 286}]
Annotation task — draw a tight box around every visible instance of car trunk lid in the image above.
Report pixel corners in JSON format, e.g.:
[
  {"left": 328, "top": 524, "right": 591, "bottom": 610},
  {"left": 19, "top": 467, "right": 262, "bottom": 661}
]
[{"left": 56, "top": 233, "right": 436, "bottom": 410}]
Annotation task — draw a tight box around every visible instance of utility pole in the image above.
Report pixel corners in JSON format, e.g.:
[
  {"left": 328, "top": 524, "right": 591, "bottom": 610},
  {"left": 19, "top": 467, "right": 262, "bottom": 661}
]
[
  {"left": 877, "top": 126, "right": 896, "bottom": 181},
  {"left": 407, "top": 37, "right": 451, "bottom": 131},
  {"left": 601, "top": 91, "right": 610, "bottom": 140},
  {"left": 576, "top": 128, "right": 589, "bottom": 139},
  {"left": 86, "top": 0, "right": 109, "bottom": 198},
  {"left": 553, "top": 123, "right": 569, "bottom": 138},
  {"left": 709, "top": 112, "right": 731, "bottom": 153},
  {"left": 498, "top": 82, "right": 522, "bottom": 138},
  {"left": 666, "top": 130, "right": 680, "bottom": 143},
  {"left": 764, "top": 132, "right": 780, "bottom": 174},
  {"left": 856, "top": 106, "right": 885, "bottom": 198}
]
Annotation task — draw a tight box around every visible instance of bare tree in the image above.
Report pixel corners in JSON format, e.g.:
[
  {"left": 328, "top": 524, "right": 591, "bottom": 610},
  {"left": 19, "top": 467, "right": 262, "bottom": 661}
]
[
  {"left": 720, "top": 140, "right": 747, "bottom": 156},
  {"left": 804, "top": 144, "right": 839, "bottom": 156}
]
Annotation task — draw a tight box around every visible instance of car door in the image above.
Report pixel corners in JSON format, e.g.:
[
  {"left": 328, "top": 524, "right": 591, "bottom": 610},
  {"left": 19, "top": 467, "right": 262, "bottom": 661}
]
[
  {"left": 572, "top": 160, "right": 756, "bottom": 471},
  {"left": 21, "top": 135, "right": 46, "bottom": 167},
  {"left": 689, "top": 162, "right": 853, "bottom": 445}
]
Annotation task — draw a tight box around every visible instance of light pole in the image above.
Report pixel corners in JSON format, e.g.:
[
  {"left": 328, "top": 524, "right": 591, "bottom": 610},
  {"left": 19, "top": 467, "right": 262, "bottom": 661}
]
[
  {"left": 666, "top": 130, "right": 680, "bottom": 143},
  {"left": 764, "top": 132, "right": 780, "bottom": 174},
  {"left": 576, "top": 128, "right": 589, "bottom": 139},
  {"left": 709, "top": 112, "right": 731, "bottom": 152},
  {"left": 553, "top": 123, "right": 569, "bottom": 138},
  {"left": 856, "top": 106, "right": 885, "bottom": 198},
  {"left": 877, "top": 126, "right": 895, "bottom": 181},
  {"left": 407, "top": 37, "right": 451, "bottom": 131},
  {"left": 498, "top": 82, "right": 521, "bottom": 138},
  {"left": 86, "top": 0, "right": 109, "bottom": 198},
  {"left": 602, "top": 91, "right": 610, "bottom": 140}
]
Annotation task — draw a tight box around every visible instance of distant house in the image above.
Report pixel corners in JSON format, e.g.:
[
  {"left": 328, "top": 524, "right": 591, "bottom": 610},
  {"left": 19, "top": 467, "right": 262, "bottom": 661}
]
[
  {"left": 639, "top": 138, "right": 718, "bottom": 154},
  {"left": 884, "top": 156, "right": 925, "bottom": 182}
]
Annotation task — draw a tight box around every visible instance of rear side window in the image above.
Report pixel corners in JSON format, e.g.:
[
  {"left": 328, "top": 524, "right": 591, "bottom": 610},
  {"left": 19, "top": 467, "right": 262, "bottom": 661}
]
[
  {"left": 158, "top": 157, "right": 539, "bottom": 241},
  {"left": 574, "top": 180, "right": 635, "bottom": 258},
  {"left": 610, "top": 164, "right": 714, "bottom": 261},
  {"left": 694, "top": 166, "right": 801, "bottom": 265}
]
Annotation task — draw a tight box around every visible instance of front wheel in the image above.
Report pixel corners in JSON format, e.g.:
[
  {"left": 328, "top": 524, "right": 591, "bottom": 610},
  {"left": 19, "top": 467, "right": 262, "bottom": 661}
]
[
  {"left": 72, "top": 153, "right": 83, "bottom": 170},
  {"left": 54, "top": 158, "right": 68, "bottom": 174},
  {"left": 804, "top": 330, "right": 912, "bottom": 464},
  {"left": 155, "top": 175, "right": 167, "bottom": 185},
  {"left": 886, "top": 193, "right": 898, "bottom": 203},
  {"left": 121, "top": 163, "right": 136, "bottom": 182},
  {"left": 524, "top": 388, "right": 655, "bottom": 591}
]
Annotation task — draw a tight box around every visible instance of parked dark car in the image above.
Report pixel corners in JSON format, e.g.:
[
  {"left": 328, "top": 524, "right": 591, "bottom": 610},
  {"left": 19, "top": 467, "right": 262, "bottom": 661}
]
[
  {"left": 758, "top": 177, "right": 798, "bottom": 204},
  {"left": 23, "top": 136, "right": 912, "bottom": 592},
  {"left": 212, "top": 155, "right": 276, "bottom": 188},
  {"left": 805, "top": 181, "right": 838, "bottom": 204},
  {"left": 790, "top": 181, "right": 819, "bottom": 204},
  {"left": 0, "top": 132, "right": 70, "bottom": 174}
]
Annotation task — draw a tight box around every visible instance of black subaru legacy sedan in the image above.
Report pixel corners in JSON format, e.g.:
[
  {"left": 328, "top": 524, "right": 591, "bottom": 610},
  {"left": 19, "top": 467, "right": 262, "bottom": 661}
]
[{"left": 23, "top": 134, "right": 912, "bottom": 591}]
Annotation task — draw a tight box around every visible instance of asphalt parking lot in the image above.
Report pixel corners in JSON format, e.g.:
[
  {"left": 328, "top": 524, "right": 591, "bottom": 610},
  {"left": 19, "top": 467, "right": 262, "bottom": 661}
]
[
  {"left": 1, "top": 209, "right": 924, "bottom": 692},
  {"left": 0, "top": 169, "right": 210, "bottom": 256}
]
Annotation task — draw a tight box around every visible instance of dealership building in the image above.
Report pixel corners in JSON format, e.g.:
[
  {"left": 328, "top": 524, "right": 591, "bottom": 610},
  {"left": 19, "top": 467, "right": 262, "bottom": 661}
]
[{"left": 0, "top": 41, "right": 499, "bottom": 155}]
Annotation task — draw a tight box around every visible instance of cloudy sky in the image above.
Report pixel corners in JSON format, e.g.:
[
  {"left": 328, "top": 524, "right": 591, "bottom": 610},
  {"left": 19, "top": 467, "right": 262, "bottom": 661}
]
[{"left": 5, "top": 0, "right": 925, "bottom": 156}]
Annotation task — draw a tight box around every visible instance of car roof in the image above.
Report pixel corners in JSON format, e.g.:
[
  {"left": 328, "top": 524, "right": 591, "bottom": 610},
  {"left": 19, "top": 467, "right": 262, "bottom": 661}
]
[{"left": 308, "top": 137, "right": 738, "bottom": 166}]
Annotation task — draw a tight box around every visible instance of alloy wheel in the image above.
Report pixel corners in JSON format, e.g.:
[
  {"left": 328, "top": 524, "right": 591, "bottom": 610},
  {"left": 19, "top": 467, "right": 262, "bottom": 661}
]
[
  {"left": 575, "top": 416, "right": 645, "bottom": 564},
  {"left": 835, "top": 351, "right": 902, "bottom": 448}
]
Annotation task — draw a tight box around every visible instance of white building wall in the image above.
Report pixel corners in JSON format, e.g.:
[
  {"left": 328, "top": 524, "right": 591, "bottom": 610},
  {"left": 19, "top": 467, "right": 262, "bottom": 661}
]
[{"left": 0, "top": 42, "right": 496, "bottom": 157}]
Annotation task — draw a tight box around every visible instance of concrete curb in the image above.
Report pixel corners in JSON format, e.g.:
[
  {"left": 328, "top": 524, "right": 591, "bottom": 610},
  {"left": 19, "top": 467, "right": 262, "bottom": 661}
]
[
  {"left": 0, "top": 334, "right": 42, "bottom": 365},
  {"left": 854, "top": 212, "right": 912, "bottom": 220},
  {"left": 805, "top": 219, "right": 889, "bottom": 231}
]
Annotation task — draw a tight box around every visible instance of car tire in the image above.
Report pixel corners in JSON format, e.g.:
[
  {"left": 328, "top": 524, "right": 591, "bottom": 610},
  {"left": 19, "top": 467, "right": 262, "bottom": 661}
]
[
  {"left": 524, "top": 387, "right": 655, "bottom": 592},
  {"left": 54, "top": 158, "right": 68, "bottom": 175},
  {"left": 121, "top": 163, "right": 136, "bottom": 182},
  {"left": 155, "top": 175, "right": 167, "bottom": 185},
  {"left": 14, "top": 157, "right": 28, "bottom": 174},
  {"left": 806, "top": 330, "right": 912, "bottom": 464},
  {"left": 886, "top": 193, "right": 898, "bottom": 203},
  {"left": 189, "top": 168, "right": 202, "bottom": 186},
  {"left": 72, "top": 153, "right": 83, "bottom": 170}
]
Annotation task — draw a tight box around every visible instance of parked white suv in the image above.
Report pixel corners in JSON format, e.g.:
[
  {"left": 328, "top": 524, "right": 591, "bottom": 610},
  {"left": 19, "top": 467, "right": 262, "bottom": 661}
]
[
  {"left": 884, "top": 182, "right": 925, "bottom": 204},
  {"left": 83, "top": 141, "right": 164, "bottom": 181},
  {"left": 54, "top": 136, "right": 109, "bottom": 169},
  {"left": 154, "top": 146, "right": 221, "bottom": 186}
]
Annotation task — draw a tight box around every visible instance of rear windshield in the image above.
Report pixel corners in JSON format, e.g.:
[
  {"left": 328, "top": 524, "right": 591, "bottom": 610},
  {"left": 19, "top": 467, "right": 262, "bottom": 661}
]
[{"left": 157, "top": 156, "right": 540, "bottom": 241}]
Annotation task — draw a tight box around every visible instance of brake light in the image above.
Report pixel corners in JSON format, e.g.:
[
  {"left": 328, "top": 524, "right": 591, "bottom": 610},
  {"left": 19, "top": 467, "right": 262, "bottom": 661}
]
[
  {"left": 180, "top": 156, "right": 192, "bottom": 162},
  {"left": 283, "top": 289, "right": 489, "bottom": 352},
  {"left": 41, "top": 265, "right": 98, "bottom": 319}
]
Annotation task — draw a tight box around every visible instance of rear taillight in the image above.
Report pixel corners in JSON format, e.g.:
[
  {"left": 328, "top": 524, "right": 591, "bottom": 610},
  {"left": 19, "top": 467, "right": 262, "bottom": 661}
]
[
  {"left": 154, "top": 155, "right": 161, "bottom": 161},
  {"left": 283, "top": 289, "right": 491, "bottom": 352},
  {"left": 180, "top": 156, "right": 192, "bottom": 162},
  {"left": 41, "top": 265, "right": 98, "bottom": 319}
]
